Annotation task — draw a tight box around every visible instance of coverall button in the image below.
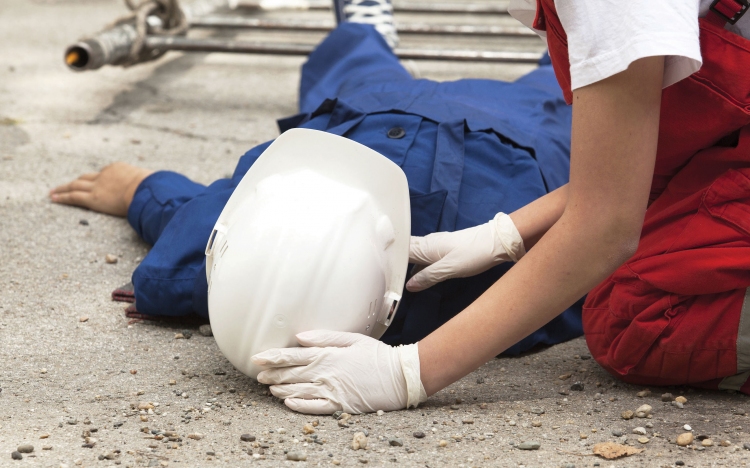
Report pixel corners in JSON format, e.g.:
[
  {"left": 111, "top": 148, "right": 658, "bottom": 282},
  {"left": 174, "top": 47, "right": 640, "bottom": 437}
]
[{"left": 387, "top": 127, "right": 406, "bottom": 139}]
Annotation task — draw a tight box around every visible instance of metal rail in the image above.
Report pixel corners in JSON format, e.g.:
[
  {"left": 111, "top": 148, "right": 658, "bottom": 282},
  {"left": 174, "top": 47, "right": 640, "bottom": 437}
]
[
  {"left": 235, "top": 0, "right": 510, "bottom": 15},
  {"left": 144, "top": 35, "right": 542, "bottom": 62},
  {"left": 190, "top": 16, "right": 535, "bottom": 37}
]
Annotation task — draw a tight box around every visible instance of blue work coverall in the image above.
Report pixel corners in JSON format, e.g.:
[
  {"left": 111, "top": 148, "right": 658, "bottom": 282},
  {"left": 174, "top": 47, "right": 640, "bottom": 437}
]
[{"left": 127, "top": 23, "right": 582, "bottom": 354}]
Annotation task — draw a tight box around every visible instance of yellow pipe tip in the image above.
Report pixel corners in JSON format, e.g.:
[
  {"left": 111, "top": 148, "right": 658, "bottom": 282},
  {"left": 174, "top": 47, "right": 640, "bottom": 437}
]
[{"left": 66, "top": 51, "right": 79, "bottom": 66}]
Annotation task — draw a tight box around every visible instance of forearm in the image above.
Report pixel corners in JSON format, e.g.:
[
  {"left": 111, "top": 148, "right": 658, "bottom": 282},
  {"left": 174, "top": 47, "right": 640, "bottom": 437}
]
[{"left": 510, "top": 184, "right": 568, "bottom": 250}]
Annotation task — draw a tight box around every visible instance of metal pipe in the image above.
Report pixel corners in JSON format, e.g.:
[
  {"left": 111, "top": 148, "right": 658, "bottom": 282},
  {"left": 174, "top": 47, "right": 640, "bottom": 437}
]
[
  {"left": 235, "top": 0, "right": 510, "bottom": 15},
  {"left": 190, "top": 16, "right": 535, "bottom": 37},
  {"left": 144, "top": 35, "right": 542, "bottom": 63}
]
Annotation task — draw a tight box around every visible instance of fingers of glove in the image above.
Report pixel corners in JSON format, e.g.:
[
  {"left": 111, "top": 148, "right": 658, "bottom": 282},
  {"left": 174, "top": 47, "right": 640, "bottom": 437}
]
[
  {"left": 267, "top": 382, "right": 327, "bottom": 400},
  {"left": 285, "top": 397, "right": 342, "bottom": 415},
  {"left": 409, "top": 234, "right": 452, "bottom": 265},
  {"left": 251, "top": 346, "right": 322, "bottom": 368},
  {"left": 405, "top": 257, "right": 458, "bottom": 292},
  {"left": 296, "top": 329, "right": 367, "bottom": 348},
  {"left": 257, "top": 366, "right": 314, "bottom": 385}
]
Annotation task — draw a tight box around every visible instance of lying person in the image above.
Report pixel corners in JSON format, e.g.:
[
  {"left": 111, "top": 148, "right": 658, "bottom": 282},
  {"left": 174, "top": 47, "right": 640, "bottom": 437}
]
[{"left": 51, "top": 0, "right": 582, "bottom": 412}]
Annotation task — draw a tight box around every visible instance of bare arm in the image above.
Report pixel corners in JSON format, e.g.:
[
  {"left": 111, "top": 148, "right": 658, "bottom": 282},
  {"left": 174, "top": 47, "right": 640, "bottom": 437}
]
[{"left": 419, "top": 56, "right": 665, "bottom": 395}]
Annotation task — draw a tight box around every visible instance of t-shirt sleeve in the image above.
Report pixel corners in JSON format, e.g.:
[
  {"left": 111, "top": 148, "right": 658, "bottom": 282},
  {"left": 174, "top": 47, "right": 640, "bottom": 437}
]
[{"left": 555, "top": 0, "right": 703, "bottom": 91}]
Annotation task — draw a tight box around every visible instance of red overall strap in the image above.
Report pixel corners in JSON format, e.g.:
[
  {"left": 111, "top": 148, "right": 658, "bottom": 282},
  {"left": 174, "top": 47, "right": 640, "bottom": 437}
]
[{"left": 707, "top": 0, "right": 749, "bottom": 26}]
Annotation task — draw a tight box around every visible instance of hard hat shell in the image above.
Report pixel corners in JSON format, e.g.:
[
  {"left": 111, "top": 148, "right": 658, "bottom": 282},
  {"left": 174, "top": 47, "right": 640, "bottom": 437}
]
[{"left": 205, "top": 128, "right": 410, "bottom": 379}]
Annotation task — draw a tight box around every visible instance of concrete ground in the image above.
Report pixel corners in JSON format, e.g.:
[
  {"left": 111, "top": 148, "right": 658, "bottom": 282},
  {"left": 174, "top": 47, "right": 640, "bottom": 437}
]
[{"left": 1, "top": 0, "right": 749, "bottom": 467}]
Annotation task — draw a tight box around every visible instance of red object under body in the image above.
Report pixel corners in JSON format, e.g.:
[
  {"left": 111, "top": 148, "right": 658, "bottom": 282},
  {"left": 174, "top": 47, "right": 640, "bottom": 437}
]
[{"left": 534, "top": 0, "right": 750, "bottom": 390}]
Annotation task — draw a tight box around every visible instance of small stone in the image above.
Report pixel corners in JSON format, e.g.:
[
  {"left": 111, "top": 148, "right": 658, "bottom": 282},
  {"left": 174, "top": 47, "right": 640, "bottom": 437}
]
[
  {"left": 413, "top": 431, "right": 425, "bottom": 439},
  {"left": 311, "top": 420, "right": 319, "bottom": 427},
  {"left": 352, "top": 432, "right": 368, "bottom": 450},
  {"left": 358, "top": 458, "right": 368, "bottom": 464},
  {"left": 632, "top": 427, "right": 647, "bottom": 436},
  {"left": 438, "top": 440, "right": 448, "bottom": 447},
  {"left": 636, "top": 390, "right": 651, "bottom": 398},
  {"left": 672, "top": 401, "right": 684, "bottom": 409},
  {"left": 67, "top": 418, "right": 78, "bottom": 425},
  {"left": 701, "top": 439, "right": 713, "bottom": 447},
  {"left": 683, "top": 424, "right": 692, "bottom": 431},
  {"left": 388, "top": 438, "right": 403, "bottom": 447},
  {"left": 744, "top": 442, "right": 750, "bottom": 451},
  {"left": 638, "top": 437, "right": 650, "bottom": 444},
  {"left": 661, "top": 393, "right": 674, "bottom": 402},
  {"left": 79, "top": 316, "right": 89, "bottom": 323},
  {"left": 570, "top": 382, "right": 584, "bottom": 391},
  {"left": 42, "top": 446, "right": 52, "bottom": 450},
  {"left": 476, "top": 376, "right": 485, "bottom": 384},
  {"left": 559, "top": 373, "right": 572, "bottom": 380},
  {"left": 188, "top": 433, "right": 204, "bottom": 440},
  {"left": 675, "top": 396, "right": 688, "bottom": 404},
  {"left": 530, "top": 407, "right": 545, "bottom": 415},
  {"left": 240, "top": 434, "right": 256, "bottom": 442},
  {"left": 462, "top": 419, "right": 474, "bottom": 424},
  {"left": 612, "top": 430, "right": 623, "bottom": 437},
  {"left": 130, "top": 369, "right": 137, "bottom": 375},
  {"left": 479, "top": 403, "right": 488, "bottom": 410},
  {"left": 198, "top": 324, "right": 213, "bottom": 336},
  {"left": 562, "top": 464, "right": 575, "bottom": 468},
  {"left": 79, "top": 219, "right": 89, "bottom": 226},
  {"left": 332, "top": 460, "right": 341, "bottom": 465},
  {"left": 16, "top": 445, "right": 33, "bottom": 454},
  {"left": 677, "top": 433, "right": 694, "bottom": 446},
  {"left": 621, "top": 410, "right": 634, "bottom": 420},
  {"left": 39, "top": 434, "right": 49, "bottom": 439},
  {"left": 174, "top": 333, "right": 185, "bottom": 339},
  {"left": 286, "top": 451, "right": 307, "bottom": 461},
  {"left": 11, "top": 451, "right": 22, "bottom": 460},
  {"left": 636, "top": 404, "right": 652, "bottom": 418},
  {"left": 532, "top": 420, "right": 542, "bottom": 427},
  {"left": 517, "top": 441, "right": 541, "bottom": 450},
  {"left": 303, "top": 424, "right": 315, "bottom": 434},
  {"left": 508, "top": 420, "right": 517, "bottom": 426},
  {"left": 579, "top": 433, "right": 588, "bottom": 440},
  {"left": 376, "top": 410, "right": 384, "bottom": 416},
  {"left": 675, "top": 462, "right": 685, "bottom": 466},
  {"left": 720, "top": 440, "right": 731, "bottom": 447},
  {"left": 332, "top": 411, "right": 343, "bottom": 420},
  {"left": 105, "top": 254, "right": 118, "bottom": 264}
]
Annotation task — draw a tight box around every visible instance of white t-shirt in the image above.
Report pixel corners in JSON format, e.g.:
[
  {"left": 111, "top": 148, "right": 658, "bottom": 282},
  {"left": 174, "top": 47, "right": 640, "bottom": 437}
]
[{"left": 509, "top": 0, "right": 750, "bottom": 92}]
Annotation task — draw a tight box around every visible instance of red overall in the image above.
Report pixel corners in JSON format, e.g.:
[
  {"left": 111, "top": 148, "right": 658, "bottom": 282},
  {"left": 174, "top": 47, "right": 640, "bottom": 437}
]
[{"left": 534, "top": 0, "right": 750, "bottom": 392}]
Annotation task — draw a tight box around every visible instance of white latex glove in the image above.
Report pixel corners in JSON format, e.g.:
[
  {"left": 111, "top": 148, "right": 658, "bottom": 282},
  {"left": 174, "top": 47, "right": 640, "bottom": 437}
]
[
  {"left": 251, "top": 330, "right": 427, "bottom": 414},
  {"left": 407, "top": 212, "right": 526, "bottom": 292}
]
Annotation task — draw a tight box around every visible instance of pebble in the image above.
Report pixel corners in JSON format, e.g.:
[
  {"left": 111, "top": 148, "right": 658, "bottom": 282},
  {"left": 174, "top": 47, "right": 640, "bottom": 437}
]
[
  {"left": 570, "top": 382, "right": 584, "bottom": 391},
  {"left": 638, "top": 437, "right": 650, "bottom": 444},
  {"left": 79, "top": 317, "right": 89, "bottom": 323},
  {"left": 683, "top": 424, "right": 692, "bottom": 431},
  {"left": 376, "top": 410, "right": 384, "bottom": 416},
  {"left": 198, "top": 324, "right": 213, "bottom": 336},
  {"left": 702, "top": 439, "right": 714, "bottom": 447},
  {"left": 720, "top": 440, "right": 731, "bottom": 447},
  {"left": 612, "top": 430, "right": 624, "bottom": 437},
  {"left": 675, "top": 396, "right": 688, "bottom": 404},
  {"left": 636, "top": 390, "right": 651, "bottom": 398},
  {"left": 636, "top": 404, "right": 652, "bottom": 418},
  {"left": 562, "top": 464, "right": 575, "bottom": 468},
  {"left": 240, "top": 434, "right": 256, "bottom": 442},
  {"left": 621, "top": 410, "right": 634, "bottom": 420},
  {"left": 286, "top": 452, "right": 307, "bottom": 461},
  {"left": 352, "top": 432, "right": 368, "bottom": 450},
  {"left": 462, "top": 419, "right": 474, "bottom": 424},
  {"left": 633, "top": 427, "right": 647, "bottom": 436},
  {"left": 476, "top": 377, "right": 485, "bottom": 384},
  {"left": 16, "top": 445, "right": 33, "bottom": 454},
  {"left": 39, "top": 434, "right": 49, "bottom": 439},
  {"left": 530, "top": 407, "right": 545, "bottom": 415},
  {"left": 559, "top": 373, "right": 572, "bottom": 380},
  {"left": 675, "top": 462, "right": 684, "bottom": 466},
  {"left": 744, "top": 442, "right": 750, "bottom": 451},
  {"left": 105, "top": 254, "right": 118, "bottom": 264},
  {"left": 358, "top": 458, "right": 368, "bottom": 464},
  {"left": 79, "top": 219, "right": 89, "bottom": 226},
  {"left": 187, "top": 433, "right": 204, "bottom": 440},
  {"left": 413, "top": 431, "right": 425, "bottom": 439},
  {"left": 672, "top": 401, "right": 684, "bottom": 409},
  {"left": 531, "top": 420, "right": 542, "bottom": 427},
  {"left": 661, "top": 393, "right": 674, "bottom": 402},
  {"left": 517, "top": 441, "right": 541, "bottom": 450},
  {"left": 42, "top": 446, "right": 52, "bottom": 450},
  {"left": 388, "top": 438, "right": 403, "bottom": 447},
  {"left": 302, "top": 424, "right": 315, "bottom": 434},
  {"left": 677, "top": 433, "right": 694, "bottom": 446},
  {"left": 11, "top": 451, "right": 22, "bottom": 460},
  {"left": 67, "top": 418, "right": 78, "bottom": 425},
  {"left": 438, "top": 440, "right": 448, "bottom": 447}
]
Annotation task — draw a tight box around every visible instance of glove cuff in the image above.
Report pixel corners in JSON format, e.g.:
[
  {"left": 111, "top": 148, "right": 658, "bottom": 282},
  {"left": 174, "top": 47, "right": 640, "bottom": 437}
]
[
  {"left": 397, "top": 343, "right": 428, "bottom": 409},
  {"left": 491, "top": 212, "right": 526, "bottom": 263}
]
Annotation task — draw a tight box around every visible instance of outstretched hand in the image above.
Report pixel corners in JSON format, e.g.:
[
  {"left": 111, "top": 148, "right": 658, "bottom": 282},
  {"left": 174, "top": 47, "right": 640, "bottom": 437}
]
[
  {"left": 406, "top": 213, "right": 526, "bottom": 292},
  {"left": 252, "top": 330, "right": 426, "bottom": 414},
  {"left": 50, "top": 162, "right": 153, "bottom": 217}
]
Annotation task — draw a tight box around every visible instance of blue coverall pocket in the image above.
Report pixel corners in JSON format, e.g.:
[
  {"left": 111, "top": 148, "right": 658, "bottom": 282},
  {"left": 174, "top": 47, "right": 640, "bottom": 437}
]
[{"left": 344, "top": 113, "right": 423, "bottom": 167}]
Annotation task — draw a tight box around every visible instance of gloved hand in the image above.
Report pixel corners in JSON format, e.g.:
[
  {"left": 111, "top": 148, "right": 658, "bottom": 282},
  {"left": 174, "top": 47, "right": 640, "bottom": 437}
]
[
  {"left": 406, "top": 212, "right": 525, "bottom": 292},
  {"left": 251, "top": 330, "right": 427, "bottom": 414}
]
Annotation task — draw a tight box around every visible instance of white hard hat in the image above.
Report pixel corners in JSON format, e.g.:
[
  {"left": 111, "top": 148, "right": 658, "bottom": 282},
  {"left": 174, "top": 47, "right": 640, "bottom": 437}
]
[{"left": 205, "top": 128, "right": 411, "bottom": 379}]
